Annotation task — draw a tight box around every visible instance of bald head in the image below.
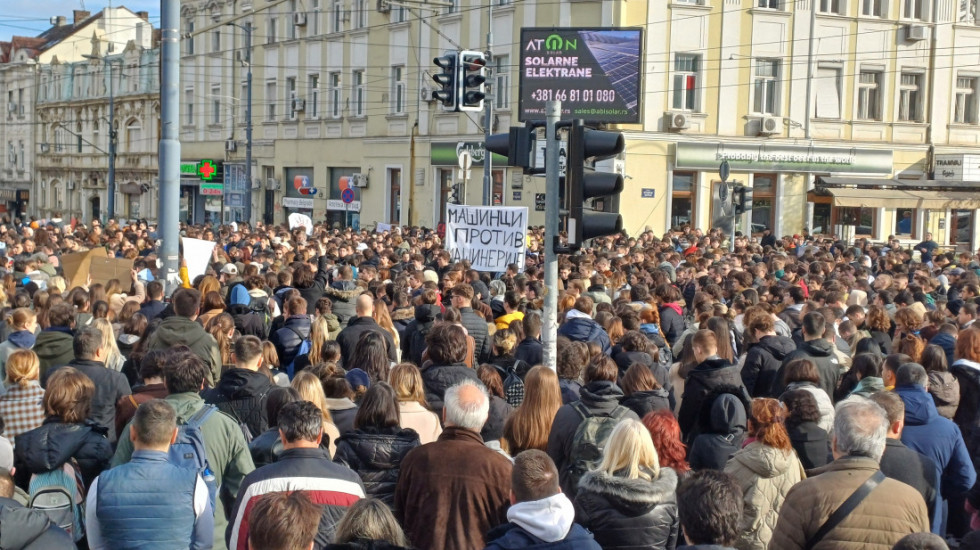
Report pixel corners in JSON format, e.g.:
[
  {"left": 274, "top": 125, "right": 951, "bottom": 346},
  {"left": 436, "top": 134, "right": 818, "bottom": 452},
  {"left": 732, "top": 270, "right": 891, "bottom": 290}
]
[
  {"left": 356, "top": 294, "right": 375, "bottom": 317},
  {"left": 443, "top": 380, "right": 489, "bottom": 430}
]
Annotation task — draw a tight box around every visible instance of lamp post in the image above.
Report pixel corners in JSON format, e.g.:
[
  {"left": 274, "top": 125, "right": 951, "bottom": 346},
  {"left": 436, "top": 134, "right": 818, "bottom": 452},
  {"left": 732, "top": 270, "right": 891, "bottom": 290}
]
[
  {"left": 83, "top": 53, "right": 116, "bottom": 222},
  {"left": 226, "top": 21, "right": 253, "bottom": 225}
]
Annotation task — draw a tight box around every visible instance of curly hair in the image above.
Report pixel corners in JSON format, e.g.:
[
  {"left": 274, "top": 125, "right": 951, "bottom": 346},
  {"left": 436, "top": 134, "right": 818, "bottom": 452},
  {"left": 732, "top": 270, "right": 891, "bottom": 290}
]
[
  {"left": 893, "top": 307, "right": 923, "bottom": 334},
  {"left": 896, "top": 333, "right": 925, "bottom": 363},
  {"left": 781, "top": 390, "right": 822, "bottom": 431}
]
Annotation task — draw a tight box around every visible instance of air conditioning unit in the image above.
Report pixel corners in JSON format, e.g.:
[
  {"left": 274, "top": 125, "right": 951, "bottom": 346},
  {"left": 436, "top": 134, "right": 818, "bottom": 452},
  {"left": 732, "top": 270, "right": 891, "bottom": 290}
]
[
  {"left": 251, "top": 177, "right": 262, "bottom": 189},
  {"left": 759, "top": 116, "right": 782, "bottom": 136},
  {"left": 667, "top": 111, "right": 690, "bottom": 131},
  {"left": 905, "top": 24, "right": 927, "bottom": 41},
  {"left": 350, "top": 173, "right": 368, "bottom": 188},
  {"left": 377, "top": 0, "right": 391, "bottom": 13},
  {"left": 225, "top": 139, "right": 237, "bottom": 152},
  {"left": 292, "top": 98, "right": 306, "bottom": 111},
  {"left": 293, "top": 12, "right": 307, "bottom": 26},
  {"left": 420, "top": 87, "right": 436, "bottom": 103},
  {"left": 266, "top": 178, "right": 280, "bottom": 190}
]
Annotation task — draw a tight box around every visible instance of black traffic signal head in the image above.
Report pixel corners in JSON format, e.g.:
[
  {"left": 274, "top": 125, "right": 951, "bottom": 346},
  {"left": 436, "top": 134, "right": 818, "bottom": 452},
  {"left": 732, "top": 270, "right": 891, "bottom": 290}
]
[
  {"left": 486, "top": 126, "right": 533, "bottom": 170},
  {"left": 565, "top": 120, "right": 626, "bottom": 250},
  {"left": 459, "top": 50, "right": 487, "bottom": 112},
  {"left": 733, "top": 185, "right": 753, "bottom": 216},
  {"left": 432, "top": 53, "right": 458, "bottom": 111}
]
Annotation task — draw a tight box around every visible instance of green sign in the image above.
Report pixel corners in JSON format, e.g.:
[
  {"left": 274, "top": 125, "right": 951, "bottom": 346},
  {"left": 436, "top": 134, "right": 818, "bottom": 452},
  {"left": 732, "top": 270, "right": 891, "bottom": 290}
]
[
  {"left": 180, "top": 160, "right": 224, "bottom": 181},
  {"left": 431, "top": 141, "right": 508, "bottom": 167},
  {"left": 675, "top": 143, "right": 893, "bottom": 175}
]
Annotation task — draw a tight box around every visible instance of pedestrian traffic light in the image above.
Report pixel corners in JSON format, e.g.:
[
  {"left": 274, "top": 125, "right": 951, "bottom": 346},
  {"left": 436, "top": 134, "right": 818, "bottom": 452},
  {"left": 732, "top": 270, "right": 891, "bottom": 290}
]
[
  {"left": 458, "top": 50, "right": 487, "bottom": 112},
  {"left": 432, "top": 52, "right": 458, "bottom": 111},
  {"left": 565, "top": 120, "right": 625, "bottom": 250},
  {"left": 733, "top": 184, "right": 753, "bottom": 216},
  {"left": 485, "top": 125, "right": 534, "bottom": 171}
]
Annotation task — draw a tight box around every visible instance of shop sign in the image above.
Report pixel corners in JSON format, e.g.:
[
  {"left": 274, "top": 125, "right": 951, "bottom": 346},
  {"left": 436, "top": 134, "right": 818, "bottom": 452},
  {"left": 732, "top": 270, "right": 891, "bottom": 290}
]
[
  {"left": 327, "top": 199, "right": 361, "bottom": 212},
  {"left": 934, "top": 154, "right": 980, "bottom": 182},
  {"left": 200, "top": 183, "right": 223, "bottom": 196},
  {"left": 283, "top": 197, "right": 315, "bottom": 209},
  {"left": 675, "top": 143, "right": 893, "bottom": 174},
  {"left": 431, "top": 142, "right": 508, "bottom": 167}
]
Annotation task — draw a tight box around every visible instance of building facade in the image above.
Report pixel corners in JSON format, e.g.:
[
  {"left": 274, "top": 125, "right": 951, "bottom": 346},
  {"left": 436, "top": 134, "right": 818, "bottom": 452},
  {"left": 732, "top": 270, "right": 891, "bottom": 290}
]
[{"left": 177, "top": 0, "right": 980, "bottom": 249}]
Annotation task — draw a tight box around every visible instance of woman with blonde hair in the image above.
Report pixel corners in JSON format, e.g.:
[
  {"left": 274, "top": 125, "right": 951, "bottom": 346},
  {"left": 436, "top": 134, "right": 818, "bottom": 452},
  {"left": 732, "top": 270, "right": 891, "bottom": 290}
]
[
  {"left": 0, "top": 308, "right": 37, "bottom": 373},
  {"left": 292, "top": 316, "right": 333, "bottom": 373},
  {"left": 261, "top": 341, "right": 289, "bottom": 386},
  {"left": 502, "top": 365, "right": 562, "bottom": 455},
  {"left": 574, "top": 419, "right": 680, "bottom": 549},
  {"left": 196, "top": 275, "right": 221, "bottom": 306},
  {"left": 373, "top": 305, "right": 401, "bottom": 362},
  {"left": 92, "top": 318, "right": 125, "bottom": 372},
  {"left": 0, "top": 349, "right": 45, "bottom": 439},
  {"left": 332, "top": 498, "right": 411, "bottom": 548},
  {"left": 723, "top": 398, "right": 804, "bottom": 550},
  {"left": 389, "top": 363, "right": 442, "bottom": 444},
  {"left": 106, "top": 276, "right": 145, "bottom": 319},
  {"left": 206, "top": 313, "right": 236, "bottom": 373},
  {"left": 197, "top": 291, "right": 226, "bottom": 328},
  {"left": 291, "top": 370, "right": 341, "bottom": 457}
]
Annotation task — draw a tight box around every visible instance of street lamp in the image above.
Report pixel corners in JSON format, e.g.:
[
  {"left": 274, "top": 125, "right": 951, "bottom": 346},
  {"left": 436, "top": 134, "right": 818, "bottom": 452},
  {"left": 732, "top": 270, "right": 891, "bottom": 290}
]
[
  {"left": 226, "top": 21, "right": 253, "bottom": 225},
  {"left": 82, "top": 53, "right": 117, "bottom": 222}
]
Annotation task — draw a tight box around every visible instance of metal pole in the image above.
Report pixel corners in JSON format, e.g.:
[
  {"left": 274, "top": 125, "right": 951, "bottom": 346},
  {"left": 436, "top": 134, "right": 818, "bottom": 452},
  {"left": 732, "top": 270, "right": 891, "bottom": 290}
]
[
  {"left": 244, "top": 23, "right": 253, "bottom": 225},
  {"left": 482, "top": 0, "right": 493, "bottom": 206},
  {"left": 160, "top": 0, "right": 181, "bottom": 295},
  {"left": 107, "top": 60, "right": 117, "bottom": 222},
  {"left": 803, "top": 0, "right": 816, "bottom": 139},
  {"left": 729, "top": 182, "right": 736, "bottom": 253},
  {"left": 542, "top": 99, "right": 561, "bottom": 371}
]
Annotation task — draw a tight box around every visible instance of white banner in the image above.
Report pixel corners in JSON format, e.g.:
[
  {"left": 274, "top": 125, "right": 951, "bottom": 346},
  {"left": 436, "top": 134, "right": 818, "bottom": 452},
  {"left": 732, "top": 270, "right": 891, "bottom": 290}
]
[
  {"left": 288, "top": 213, "right": 314, "bottom": 235},
  {"left": 376, "top": 222, "right": 392, "bottom": 233},
  {"left": 445, "top": 204, "right": 527, "bottom": 272},
  {"left": 181, "top": 237, "right": 217, "bottom": 281}
]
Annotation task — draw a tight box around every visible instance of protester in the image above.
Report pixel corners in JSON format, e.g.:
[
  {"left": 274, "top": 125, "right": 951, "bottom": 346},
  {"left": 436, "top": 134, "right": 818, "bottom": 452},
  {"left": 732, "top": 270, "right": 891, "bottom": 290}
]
[
  {"left": 0, "top": 349, "right": 46, "bottom": 440},
  {"left": 676, "top": 470, "right": 743, "bottom": 550},
  {"left": 389, "top": 362, "right": 442, "bottom": 445},
  {"left": 202, "top": 335, "right": 274, "bottom": 438},
  {"left": 145, "top": 288, "right": 222, "bottom": 387}
]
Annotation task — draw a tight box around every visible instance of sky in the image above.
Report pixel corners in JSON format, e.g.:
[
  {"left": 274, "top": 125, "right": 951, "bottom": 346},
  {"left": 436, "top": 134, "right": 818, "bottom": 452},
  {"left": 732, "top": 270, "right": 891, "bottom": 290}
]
[{"left": 0, "top": 1, "right": 161, "bottom": 41}]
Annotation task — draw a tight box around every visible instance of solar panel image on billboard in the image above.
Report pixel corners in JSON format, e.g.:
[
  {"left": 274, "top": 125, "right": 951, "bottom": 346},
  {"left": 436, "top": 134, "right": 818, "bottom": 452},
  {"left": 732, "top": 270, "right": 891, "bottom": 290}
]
[{"left": 519, "top": 27, "right": 643, "bottom": 124}]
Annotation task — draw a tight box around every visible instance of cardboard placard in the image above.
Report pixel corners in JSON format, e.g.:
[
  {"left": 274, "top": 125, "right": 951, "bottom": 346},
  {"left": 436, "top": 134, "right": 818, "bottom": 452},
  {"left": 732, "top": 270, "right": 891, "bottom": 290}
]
[{"left": 61, "top": 248, "right": 134, "bottom": 290}]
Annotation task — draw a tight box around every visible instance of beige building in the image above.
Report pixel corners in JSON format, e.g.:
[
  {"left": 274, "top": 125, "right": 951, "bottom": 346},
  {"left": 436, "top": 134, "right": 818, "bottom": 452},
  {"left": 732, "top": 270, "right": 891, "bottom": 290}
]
[{"left": 179, "top": 0, "right": 980, "bottom": 250}]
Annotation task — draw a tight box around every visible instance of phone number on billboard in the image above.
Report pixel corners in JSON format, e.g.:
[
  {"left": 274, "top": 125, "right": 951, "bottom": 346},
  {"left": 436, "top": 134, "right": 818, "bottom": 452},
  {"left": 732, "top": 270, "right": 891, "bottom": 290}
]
[{"left": 529, "top": 89, "right": 617, "bottom": 102}]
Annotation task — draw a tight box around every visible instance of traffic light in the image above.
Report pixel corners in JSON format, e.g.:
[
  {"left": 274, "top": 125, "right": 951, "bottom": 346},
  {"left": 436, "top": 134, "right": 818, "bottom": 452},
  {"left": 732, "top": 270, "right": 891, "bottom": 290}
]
[
  {"left": 458, "top": 50, "right": 487, "bottom": 112},
  {"left": 733, "top": 185, "right": 753, "bottom": 216},
  {"left": 485, "top": 125, "right": 534, "bottom": 171},
  {"left": 431, "top": 52, "right": 458, "bottom": 111},
  {"left": 565, "top": 120, "right": 625, "bottom": 249}
]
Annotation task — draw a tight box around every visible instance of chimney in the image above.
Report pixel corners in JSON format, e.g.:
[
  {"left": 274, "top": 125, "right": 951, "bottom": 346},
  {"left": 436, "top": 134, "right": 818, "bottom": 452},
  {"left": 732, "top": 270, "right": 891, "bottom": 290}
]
[
  {"left": 50, "top": 16, "right": 68, "bottom": 27},
  {"left": 73, "top": 10, "right": 90, "bottom": 25},
  {"left": 137, "top": 11, "right": 149, "bottom": 21}
]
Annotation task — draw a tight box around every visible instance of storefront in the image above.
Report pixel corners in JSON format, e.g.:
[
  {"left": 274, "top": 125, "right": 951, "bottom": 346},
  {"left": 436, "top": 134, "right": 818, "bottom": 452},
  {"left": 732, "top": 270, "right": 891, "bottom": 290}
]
[
  {"left": 179, "top": 160, "right": 224, "bottom": 225},
  {"left": 430, "top": 142, "right": 509, "bottom": 225},
  {"left": 0, "top": 189, "right": 29, "bottom": 218}
]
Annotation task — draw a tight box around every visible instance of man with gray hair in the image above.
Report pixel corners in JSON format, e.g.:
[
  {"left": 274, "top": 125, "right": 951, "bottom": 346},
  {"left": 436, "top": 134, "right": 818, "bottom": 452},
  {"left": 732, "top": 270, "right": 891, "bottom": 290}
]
[
  {"left": 894, "top": 363, "right": 976, "bottom": 536},
  {"left": 771, "top": 398, "right": 929, "bottom": 549},
  {"left": 395, "top": 380, "right": 512, "bottom": 550}
]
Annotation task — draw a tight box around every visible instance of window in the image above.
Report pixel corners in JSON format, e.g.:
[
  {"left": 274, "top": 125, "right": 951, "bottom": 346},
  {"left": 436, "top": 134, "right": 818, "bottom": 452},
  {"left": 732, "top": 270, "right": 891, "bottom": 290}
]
[
  {"left": 126, "top": 120, "right": 142, "bottom": 153},
  {"left": 185, "top": 88, "right": 194, "bottom": 125},
  {"left": 93, "top": 120, "right": 100, "bottom": 151},
  {"left": 312, "top": 0, "right": 321, "bottom": 34},
  {"left": 671, "top": 172, "right": 696, "bottom": 230},
  {"left": 672, "top": 54, "right": 701, "bottom": 111},
  {"left": 445, "top": 0, "right": 458, "bottom": 15},
  {"left": 266, "top": 80, "right": 277, "bottom": 120},
  {"left": 813, "top": 65, "right": 841, "bottom": 119},
  {"left": 352, "top": 70, "right": 365, "bottom": 116},
  {"left": 329, "top": 72, "right": 342, "bottom": 118},
  {"left": 955, "top": 76, "right": 978, "bottom": 124},
  {"left": 17, "top": 89, "right": 23, "bottom": 116},
  {"left": 753, "top": 59, "right": 779, "bottom": 115},
  {"left": 758, "top": 0, "right": 780, "bottom": 8},
  {"left": 819, "top": 0, "right": 843, "bottom": 13},
  {"left": 391, "top": 66, "right": 405, "bottom": 114},
  {"left": 394, "top": 4, "right": 407, "bottom": 23},
  {"left": 857, "top": 70, "right": 882, "bottom": 120},
  {"left": 750, "top": 174, "right": 776, "bottom": 235},
  {"left": 354, "top": 0, "right": 368, "bottom": 28},
  {"left": 286, "top": 76, "right": 297, "bottom": 119},
  {"left": 211, "top": 29, "right": 221, "bottom": 52},
  {"left": 494, "top": 55, "right": 510, "bottom": 109},
  {"left": 211, "top": 84, "right": 221, "bottom": 124},
  {"left": 241, "top": 82, "right": 248, "bottom": 123},
  {"left": 309, "top": 74, "right": 320, "bottom": 118},
  {"left": 904, "top": 0, "right": 924, "bottom": 19},
  {"left": 287, "top": 0, "right": 298, "bottom": 39},
  {"left": 895, "top": 207, "right": 915, "bottom": 237},
  {"left": 862, "top": 0, "right": 883, "bottom": 16},
  {"left": 898, "top": 72, "right": 923, "bottom": 122},
  {"left": 76, "top": 122, "right": 83, "bottom": 153},
  {"left": 6, "top": 142, "right": 13, "bottom": 167},
  {"left": 267, "top": 16, "right": 278, "bottom": 44},
  {"left": 838, "top": 207, "right": 876, "bottom": 237},
  {"left": 185, "top": 20, "right": 195, "bottom": 54},
  {"left": 332, "top": 0, "right": 344, "bottom": 32}
]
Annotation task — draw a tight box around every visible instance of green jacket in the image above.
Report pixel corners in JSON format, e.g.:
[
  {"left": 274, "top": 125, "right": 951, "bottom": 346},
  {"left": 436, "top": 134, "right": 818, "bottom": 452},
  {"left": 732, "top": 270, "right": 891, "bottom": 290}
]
[
  {"left": 145, "top": 316, "right": 222, "bottom": 387},
  {"left": 33, "top": 329, "right": 74, "bottom": 379},
  {"left": 111, "top": 392, "right": 255, "bottom": 550}
]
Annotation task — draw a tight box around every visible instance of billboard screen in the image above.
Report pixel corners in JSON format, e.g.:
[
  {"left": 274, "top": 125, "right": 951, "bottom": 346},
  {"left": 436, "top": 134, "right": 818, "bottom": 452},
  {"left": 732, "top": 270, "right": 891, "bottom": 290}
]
[{"left": 519, "top": 27, "right": 643, "bottom": 124}]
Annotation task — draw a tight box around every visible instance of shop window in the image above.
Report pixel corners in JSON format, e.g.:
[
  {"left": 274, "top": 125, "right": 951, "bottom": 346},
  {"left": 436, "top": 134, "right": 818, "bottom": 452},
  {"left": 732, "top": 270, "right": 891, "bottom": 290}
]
[
  {"left": 671, "top": 171, "right": 696, "bottom": 230},
  {"left": 838, "top": 207, "right": 876, "bottom": 238},
  {"left": 813, "top": 203, "right": 831, "bottom": 235},
  {"left": 895, "top": 207, "right": 915, "bottom": 237},
  {"left": 493, "top": 170, "right": 504, "bottom": 205},
  {"left": 750, "top": 174, "right": 776, "bottom": 235}
]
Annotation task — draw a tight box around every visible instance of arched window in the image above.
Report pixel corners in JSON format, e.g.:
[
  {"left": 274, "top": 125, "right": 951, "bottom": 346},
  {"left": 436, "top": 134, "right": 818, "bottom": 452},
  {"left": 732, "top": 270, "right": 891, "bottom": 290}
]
[{"left": 125, "top": 119, "right": 142, "bottom": 153}]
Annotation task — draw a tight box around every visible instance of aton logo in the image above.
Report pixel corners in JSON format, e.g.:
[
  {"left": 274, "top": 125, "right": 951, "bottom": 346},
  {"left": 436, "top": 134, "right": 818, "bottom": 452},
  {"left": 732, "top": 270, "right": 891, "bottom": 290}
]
[{"left": 294, "top": 175, "right": 318, "bottom": 195}]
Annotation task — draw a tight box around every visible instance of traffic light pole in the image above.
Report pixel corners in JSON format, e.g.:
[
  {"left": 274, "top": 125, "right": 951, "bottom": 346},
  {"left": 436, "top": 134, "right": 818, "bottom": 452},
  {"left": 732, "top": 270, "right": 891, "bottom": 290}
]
[
  {"left": 542, "top": 100, "right": 561, "bottom": 371},
  {"left": 160, "top": 0, "right": 181, "bottom": 296},
  {"left": 482, "top": 1, "right": 493, "bottom": 206}
]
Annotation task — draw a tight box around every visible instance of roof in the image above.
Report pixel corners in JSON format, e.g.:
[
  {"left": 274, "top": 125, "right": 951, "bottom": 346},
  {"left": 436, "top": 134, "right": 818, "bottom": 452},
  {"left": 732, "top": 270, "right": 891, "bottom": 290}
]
[{"left": 36, "top": 11, "right": 104, "bottom": 52}]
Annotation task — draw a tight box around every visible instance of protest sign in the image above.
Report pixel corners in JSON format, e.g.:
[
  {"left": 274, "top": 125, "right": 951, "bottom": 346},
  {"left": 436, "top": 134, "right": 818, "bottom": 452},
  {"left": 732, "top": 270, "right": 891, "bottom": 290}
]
[
  {"left": 445, "top": 204, "right": 527, "bottom": 272},
  {"left": 376, "top": 222, "right": 392, "bottom": 233},
  {"left": 61, "top": 248, "right": 134, "bottom": 290},
  {"left": 181, "top": 237, "right": 217, "bottom": 281},
  {"left": 288, "top": 213, "right": 314, "bottom": 235}
]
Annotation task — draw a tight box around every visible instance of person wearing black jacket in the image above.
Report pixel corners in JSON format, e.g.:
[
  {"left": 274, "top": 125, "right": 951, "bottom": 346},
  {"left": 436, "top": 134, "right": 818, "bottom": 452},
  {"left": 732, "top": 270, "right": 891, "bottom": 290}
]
[
  {"left": 138, "top": 280, "right": 168, "bottom": 321},
  {"left": 771, "top": 313, "right": 841, "bottom": 399},
  {"left": 249, "top": 386, "right": 302, "bottom": 468},
  {"left": 42, "top": 326, "right": 131, "bottom": 444},
  {"left": 620, "top": 363, "right": 671, "bottom": 419},
  {"left": 677, "top": 330, "right": 749, "bottom": 445},
  {"left": 333, "top": 383, "right": 420, "bottom": 509},
  {"left": 655, "top": 285, "right": 687, "bottom": 347},
  {"left": 741, "top": 314, "right": 796, "bottom": 398},
  {"left": 448, "top": 284, "right": 491, "bottom": 364},
  {"left": 336, "top": 295, "right": 398, "bottom": 367},
  {"left": 295, "top": 251, "right": 332, "bottom": 315},
  {"left": 780, "top": 389, "right": 830, "bottom": 470},
  {"left": 270, "top": 296, "right": 313, "bottom": 373},
  {"left": 613, "top": 331, "right": 671, "bottom": 392},
  {"left": 419, "top": 324, "right": 480, "bottom": 412},
  {"left": 401, "top": 299, "right": 440, "bottom": 369},
  {"left": 202, "top": 335, "right": 273, "bottom": 439},
  {"left": 515, "top": 312, "right": 544, "bottom": 369}
]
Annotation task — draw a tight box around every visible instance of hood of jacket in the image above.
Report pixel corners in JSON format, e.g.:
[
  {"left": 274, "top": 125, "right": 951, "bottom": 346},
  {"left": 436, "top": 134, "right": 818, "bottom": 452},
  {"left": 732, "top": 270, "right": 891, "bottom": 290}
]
[
  {"left": 32, "top": 329, "right": 73, "bottom": 359},
  {"left": 931, "top": 332, "right": 957, "bottom": 354},
  {"left": 578, "top": 466, "right": 678, "bottom": 516},
  {"left": 15, "top": 419, "right": 103, "bottom": 473},
  {"left": 579, "top": 380, "right": 626, "bottom": 407},
  {"left": 505, "top": 493, "right": 576, "bottom": 543},
  {"left": 702, "top": 388, "right": 748, "bottom": 436},
  {"left": 153, "top": 316, "right": 213, "bottom": 349},
  {"left": 215, "top": 368, "right": 272, "bottom": 399},
  {"left": 283, "top": 314, "right": 313, "bottom": 336},
  {"left": 614, "top": 349, "right": 654, "bottom": 368},
  {"left": 0, "top": 497, "right": 59, "bottom": 549},
  {"left": 730, "top": 441, "right": 797, "bottom": 478},
  {"left": 391, "top": 306, "right": 414, "bottom": 323},
  {"left": 560, "top": 316, "right": 605, "bottom": 342},
  {"left": 755, "top": 335, "right": 797, "bottom": 360},
  {"left": 801, "top": 338, "right": 836, "bottom": 358},
  {"left": 230, "top": 285, "right": 251, "bottom": 307},
  {"left": 851, "top": 376, "right": 884, "bottom": 396},
  {"left": 5, "top": 330, "right": 35, "bottom": 350},
  {"left": 895, "top": 384, "right": 938, "bottom": 426},
  {"left": 327, "top": 281, "right": 364, "bottom": 300},
  {"left": 414, "top": 303, "right": 441, "bottom": 323}
]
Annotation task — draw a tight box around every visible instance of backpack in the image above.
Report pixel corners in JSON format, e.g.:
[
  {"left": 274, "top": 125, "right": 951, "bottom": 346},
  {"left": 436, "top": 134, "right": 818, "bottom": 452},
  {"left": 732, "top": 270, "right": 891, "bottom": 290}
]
[
  {"left": 566, "top": 401, "right": 630, "bottom": 496},
  {"left": 28, "top": 458, "right": 85, "bottom": 541},
  {"left": 169, "top": 405, "right": 219, "bottom": 511},
  {"left": 248, "top": 295, "right": 273, "bottom": 334},
  {"left": 284, "top": 327, "right": 312, "bottom": 379},
  {"left": 656, "top": 343, "right": 673, "bottom": 371},
  {"left": 494, "top": 362, "right": 525, "bottom": 407}
]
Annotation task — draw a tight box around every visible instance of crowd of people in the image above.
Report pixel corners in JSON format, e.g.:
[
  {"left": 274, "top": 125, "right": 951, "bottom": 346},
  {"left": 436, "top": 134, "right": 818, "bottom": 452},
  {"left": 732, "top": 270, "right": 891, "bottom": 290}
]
[{"left": 0, "top": 215, "right": 978, "bottom": 550}]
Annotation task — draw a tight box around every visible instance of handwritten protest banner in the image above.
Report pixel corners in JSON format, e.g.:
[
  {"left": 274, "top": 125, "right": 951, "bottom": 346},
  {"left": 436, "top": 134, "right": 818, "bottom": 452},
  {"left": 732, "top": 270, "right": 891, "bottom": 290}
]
[
  {"left": 181, "top": 237, "right": 217, "bottom": 281},
  {"left": 288, "top": 212, "right": 314, "bottom": 235},
  {"left": 445, "top": 204, "right": 527, "bottom": 272}
]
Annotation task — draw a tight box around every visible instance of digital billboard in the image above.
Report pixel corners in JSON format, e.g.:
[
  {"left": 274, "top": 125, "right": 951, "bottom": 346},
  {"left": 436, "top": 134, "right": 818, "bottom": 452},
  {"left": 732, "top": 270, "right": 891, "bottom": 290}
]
[{"left": 519, "top": 27, "right": 643, "bottom": 124}]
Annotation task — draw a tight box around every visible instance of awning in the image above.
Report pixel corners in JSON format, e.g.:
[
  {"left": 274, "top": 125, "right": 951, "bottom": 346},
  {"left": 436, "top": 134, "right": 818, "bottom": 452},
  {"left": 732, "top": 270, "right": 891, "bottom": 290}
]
[{"left": 823, "top": 187, "right": 980, "bottom": 209}]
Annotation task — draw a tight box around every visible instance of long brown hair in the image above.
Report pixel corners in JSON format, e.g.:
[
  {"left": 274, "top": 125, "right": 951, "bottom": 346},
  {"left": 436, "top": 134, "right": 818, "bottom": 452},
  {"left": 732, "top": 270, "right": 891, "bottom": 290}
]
[
  {"left": 206, "top": 313, "right": 235, "bottom": 366},
  {"left": 503, "top": 366, "right": 562, "bottom": 455},
  {"left": 749, "top": 398, "right": 792, "bottom": 451}
]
